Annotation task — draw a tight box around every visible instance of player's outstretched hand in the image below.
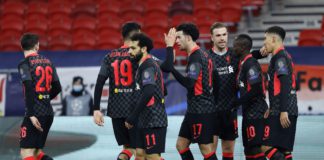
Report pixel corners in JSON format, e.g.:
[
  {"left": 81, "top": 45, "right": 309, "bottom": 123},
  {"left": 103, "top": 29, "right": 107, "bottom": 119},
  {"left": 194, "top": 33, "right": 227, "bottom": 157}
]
[
  {"left": 260, "top": 46, "right": 268, "bottom": 57},
  {"left": 30, "top": 116, "right": 43, "bottom": 132},
  {"left": 125, "top": 121, "right": 133, "bottom": 129},
  {"left": 280, "top": 112, "right": 291, "bottom": 128},
  {"left": 164, "top": 27, "right": 177, "bottom": 47},
  {"left": 93, "top": 110, "right": 104, "bottom": 126},
  {"left": 264, "top": 109, "right": 270, "bottom": 119}
]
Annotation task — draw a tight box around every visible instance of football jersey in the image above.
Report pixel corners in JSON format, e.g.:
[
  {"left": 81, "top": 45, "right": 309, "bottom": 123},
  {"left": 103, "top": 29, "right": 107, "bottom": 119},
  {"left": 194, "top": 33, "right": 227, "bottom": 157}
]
[
  {"left": 237, "top": 54, "right": 268, "bottom": 119},
  {"left": 267, "top": 47, "right": 298, "bottom": 116},
  {"left": 98, "top": 46, "right": 138, "bottom": 118},
  {"left": 186, "top": 46, "right": 216, "bottom": 114},
  {"left": 135, "top": 55, "right": 168, "bottom": 128},
  {"left": 18, "top": 53, "right": 59, "bottom": 116},
  {"left": 208, "top": 48, "right": 240, "bottom": 111}
]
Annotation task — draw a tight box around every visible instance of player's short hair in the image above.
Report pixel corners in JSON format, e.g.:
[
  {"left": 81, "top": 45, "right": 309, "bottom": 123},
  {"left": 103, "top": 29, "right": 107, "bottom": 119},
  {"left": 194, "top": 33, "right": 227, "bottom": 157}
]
[
  {"left": 122, "top": 22, "right": 141, "bottom": 40},
  {"left": 130, "top": 33, "right": 154, "bottom": 53},
  {"left": 20, "top": 33, "right": 39, "bottom": 51},
  {"left": 235, "top": 34, "right": 253, "bottom": 51},
  {"left": 265, "top": 26, "right": 286, "bottom": 41},
  {"left": 210, "top": 22, "right": 227, "bottom": 34},
  {"left": 73, "top": 76, "right": 84, "bottom": 85},
  {"left": 176, "top": 23, "right": 199, "bottom": 41}
]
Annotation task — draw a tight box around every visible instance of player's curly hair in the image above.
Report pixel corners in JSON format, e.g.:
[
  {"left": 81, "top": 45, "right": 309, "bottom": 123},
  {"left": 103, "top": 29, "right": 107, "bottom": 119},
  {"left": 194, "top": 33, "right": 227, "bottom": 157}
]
[
  {"left": 20, "top": 33, "right": 39, "bottom": 51},
  {"left": 130, "top": 33, "right": 154, "bottom": 53},
  {"left": 122, "top": 22, "right": 141, "bottom": 40},
  {"left": 176, "top": 23, "right": 200, "bottom": 41},
  {"left": 265, "top": 26, "right": 286, "bottom": 41}
]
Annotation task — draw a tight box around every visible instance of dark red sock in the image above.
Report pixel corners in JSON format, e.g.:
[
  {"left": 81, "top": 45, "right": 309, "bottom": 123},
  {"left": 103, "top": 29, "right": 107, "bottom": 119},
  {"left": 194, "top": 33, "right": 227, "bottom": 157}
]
[
  {"left": 204, "top": 151, "right": 217, "bottom": 160},
  {"left": 245, "top": 153, "right": 266, "bottom": 160},
  {"left": 223, "top": 152, "right": 233, "bottom": 160},
  {"left": 118, "top": 149, "right": 132, "bottom": 160},
  {"left": 36, "top": 152, "right": 44, "bottom": 160},
  {"left": 284, "top": 153, "right": 292, "bottom": 160},
  {"left": 179, "top": 148, "right": 194, "bottom": 160},
  {"left": 265, "top": 148, "right": 285, "bottom": 160},
  {"left": 23, "top": 156, "right": 35, "bottom": 160}
]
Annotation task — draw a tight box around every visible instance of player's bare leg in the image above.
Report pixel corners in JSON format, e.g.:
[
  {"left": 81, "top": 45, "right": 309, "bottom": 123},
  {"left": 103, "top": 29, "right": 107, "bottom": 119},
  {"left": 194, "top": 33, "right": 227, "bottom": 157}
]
[
  {"left": 176, "top": 137, "right": 194, "bottom": 160},
  {"left": 199, "top": 143, "right": 217, "bottom": 160},
  {"left": 222, "top": 140, "right": 235, "bottom": 160},
  {"left": 212, "top": 135, "right": 219, "bottom": 153},
  {"left": 135, "top": 148, "right": 146, "bottom": 160},
  {"left": 146, "top": 154, "right": 161, "bottom": 160},
  {"left": 21, "top": 148, "right": 35, "bottom": 160}
]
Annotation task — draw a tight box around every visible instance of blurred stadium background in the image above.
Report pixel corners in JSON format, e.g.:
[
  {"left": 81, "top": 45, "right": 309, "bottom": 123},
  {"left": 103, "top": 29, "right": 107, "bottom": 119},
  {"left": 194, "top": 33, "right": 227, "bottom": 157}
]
[{"left": 0, "top": 0, "right": 324, "bottom": 159}]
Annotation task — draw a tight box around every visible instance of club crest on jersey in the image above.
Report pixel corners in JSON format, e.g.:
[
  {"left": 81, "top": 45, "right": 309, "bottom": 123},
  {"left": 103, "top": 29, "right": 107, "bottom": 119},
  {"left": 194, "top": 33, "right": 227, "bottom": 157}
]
[
  {"left": 239, "top": 81, "right": 244, "bottom": 87},
  {"left": 226, "top": 55, "right": 231, "bottom": 63},
  {"left": 228, "top": 65, "right": 234, "bottom": 73},
  {"left": 144, "top": 71, "right": 150, "bottom": 79},
  {"left": 135, "top": 83, "right": 140, "bottom": 90},
  {"left": 190, "top": 64, "right": 196, "bottom": 71},
  {"left": 249, "top": 69, "right": 255, "bottom": 76}
]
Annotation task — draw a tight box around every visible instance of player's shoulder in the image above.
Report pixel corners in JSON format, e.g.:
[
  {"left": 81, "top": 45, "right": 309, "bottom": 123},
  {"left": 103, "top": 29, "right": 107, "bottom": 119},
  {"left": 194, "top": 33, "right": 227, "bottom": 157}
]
[
  {"left": 227, "top": 48, "right": 235, "bottom": 55},
  {"left": 245, "top": 57, "right": 260, "bottom": 69},
  {"left": 105, "top": 47, "right": 131, "bottom": 60},
  {"left": 18, "top": 58, "right": 28, "bottom": 68}
]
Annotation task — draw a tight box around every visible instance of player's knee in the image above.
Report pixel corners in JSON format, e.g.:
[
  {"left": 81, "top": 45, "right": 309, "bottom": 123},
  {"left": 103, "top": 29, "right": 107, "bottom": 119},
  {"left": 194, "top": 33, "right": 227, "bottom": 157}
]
[
  {"left": 20, "top": 148, "right": 35, "bottom": 158},
  {"left": 199, "top": 144, "right": 213, "bottom": 155},
  {"left": 135, "top": 149, "right": 145, "bottom": 158},
  {"left": 146, "top": 154, "right": 160, "bottom": 160},
  {"left": 222, "top": 143, "right": 234, "bottom": 152},
  {"left": 176, "top": 138, "right": 189, "bottom": 151}
]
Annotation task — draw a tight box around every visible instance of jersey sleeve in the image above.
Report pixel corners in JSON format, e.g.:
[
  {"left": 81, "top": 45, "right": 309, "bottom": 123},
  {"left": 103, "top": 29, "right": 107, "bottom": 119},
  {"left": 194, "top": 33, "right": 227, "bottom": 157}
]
[
  {"left": 98, "top": 56, "right": 110, "bottom": 78},
  {"left": 187, "top": 53, "right": 202, "bottom": 80},
  {"left": 18, "top": 61, "right": 32, "bottom": 82},
  {"left": 142, "top": 67, "right": 156, "bottom": 86},
  {"left": 246, "top": 61, "right": 262, "bottom": 85},
  {"left": 52, "top": 65, "right": 60, "bottom": 82},
  {"left": 275, "top": 57, "right": 289, "bottom": 76}
]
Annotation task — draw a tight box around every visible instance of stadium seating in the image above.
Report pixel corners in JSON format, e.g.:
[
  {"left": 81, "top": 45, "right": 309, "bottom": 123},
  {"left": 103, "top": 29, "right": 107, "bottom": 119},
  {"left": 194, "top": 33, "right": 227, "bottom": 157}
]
[
  {"left": 0, "top": 0, "right": 268, "bottom": 51},
  {"left": 48, "top": 2, "right": 72, "bottom": 19},
  {"left": 98, "top": 15, "right": 121, "bottom": 32},
  {"left": 72, "top": 16, "right": 96, "bottom": 34},
  {"left": 72, "top": 2, "right": 97, "bottom": 18},
  {"left": 193, "top": 0, "right": 218, "bottom": 16},
  {"left": 26, "top": 1, "right": 48, "bottom": 17},
  {"left": 1, "top": 1, "right": 26, "bottom": 17},
  {"left": 97, "top": 1, "right": 120, "bottom": 18},
  {"left": 72, "top": 32, "right": 96, "bottom": 50},
  {"left": 144, "top": 15, "right": 169, "bottom": 34},
  {"left": 298, "top": 29, "right": 323, "bottom": 46},
  {"left": 25, "top": 17, "right": 48, "bottom": 36},
  {"left": 195, "top": 13, "right": 220, "bottom": 35},
  {"left": 97, "top": 31, "right": 121, "bottom": 50},
  {"left": 48, "top": 16, "right": 72, "bottom": 37},
  {"left": 48, "top": 34, "right": 72, "bottom": 51},
  {"left": 169, "top": 0, "right": 193, "bottom": 16},
  {"left": 0, "top": 34, "right": 21, "bottom": 51},
  {"left": 120, "top": 1, "right": 145, "bottom": 20},
  {"left": 0, "top": 17, "right": 24, "bottom": 36},
  {"left": 170, "top": 14, "right": 195, "bottom": 27}
]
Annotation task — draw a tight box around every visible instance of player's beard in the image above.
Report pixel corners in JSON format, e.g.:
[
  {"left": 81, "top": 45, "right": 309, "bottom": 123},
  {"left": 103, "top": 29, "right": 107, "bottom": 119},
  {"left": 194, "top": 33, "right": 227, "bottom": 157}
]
[{"left": 133, "top": 51, "right": 144, "bottom": 62}]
